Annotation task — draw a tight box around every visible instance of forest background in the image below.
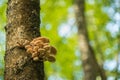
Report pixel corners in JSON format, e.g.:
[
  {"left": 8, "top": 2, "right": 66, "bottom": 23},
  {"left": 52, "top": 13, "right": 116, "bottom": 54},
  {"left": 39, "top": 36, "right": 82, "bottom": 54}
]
[{"left": 0, "top": 0, "right": 120, "bottom": 80}]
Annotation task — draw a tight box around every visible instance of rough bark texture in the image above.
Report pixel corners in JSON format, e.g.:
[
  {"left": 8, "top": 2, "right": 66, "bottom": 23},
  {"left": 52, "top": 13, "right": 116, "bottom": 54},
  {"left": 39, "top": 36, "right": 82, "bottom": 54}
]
[
  {"left": 4, "top": 0, "right": 44, "bottom": 80},
  {"left": 74, "top": 0, "right": 106, "bottom": 80}
]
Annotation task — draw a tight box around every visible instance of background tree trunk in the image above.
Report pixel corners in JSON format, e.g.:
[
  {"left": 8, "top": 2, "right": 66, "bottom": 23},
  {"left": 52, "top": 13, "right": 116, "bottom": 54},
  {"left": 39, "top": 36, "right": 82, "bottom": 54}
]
[
  {"left": 4, "top": 0, "right": 44, "bottom": 80},
  {"left": 74, "top": 0, "right": 106, "bottom": 80}
]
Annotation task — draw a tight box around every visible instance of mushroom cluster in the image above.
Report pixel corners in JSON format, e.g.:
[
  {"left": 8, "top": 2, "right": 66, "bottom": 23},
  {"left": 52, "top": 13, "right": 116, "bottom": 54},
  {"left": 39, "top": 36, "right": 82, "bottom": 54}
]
[{"left": 17, "top": 37, "right": 57, "bottom": 62}]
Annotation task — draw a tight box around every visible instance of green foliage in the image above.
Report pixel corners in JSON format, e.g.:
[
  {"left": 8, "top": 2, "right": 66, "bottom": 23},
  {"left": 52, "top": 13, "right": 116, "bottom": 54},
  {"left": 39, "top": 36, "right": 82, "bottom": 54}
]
[
  {"left": 0, "top": 3, "right": 6, "bottom": 31},
  {"left": 86, "top": 0, "right": 119, "bottom": 78},
  {"left": 0, "top": 1, "right": 6, "bottom": 80}
]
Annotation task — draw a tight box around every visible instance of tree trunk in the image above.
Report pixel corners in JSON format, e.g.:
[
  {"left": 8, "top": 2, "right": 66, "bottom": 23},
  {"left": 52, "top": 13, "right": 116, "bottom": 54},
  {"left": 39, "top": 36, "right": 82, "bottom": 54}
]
[
  {"left": 4, "top": 0, "right": 44, "bottom": 80},
  {"left": 74, "top": 0, "right": 106, "bottom": 80}
]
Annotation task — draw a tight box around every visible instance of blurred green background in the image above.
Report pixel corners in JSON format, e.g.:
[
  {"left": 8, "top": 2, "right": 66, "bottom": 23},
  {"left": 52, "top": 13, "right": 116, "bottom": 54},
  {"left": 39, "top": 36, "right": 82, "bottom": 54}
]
[{"left": 0, "top": 0, "right": 120, "bottom": 80}]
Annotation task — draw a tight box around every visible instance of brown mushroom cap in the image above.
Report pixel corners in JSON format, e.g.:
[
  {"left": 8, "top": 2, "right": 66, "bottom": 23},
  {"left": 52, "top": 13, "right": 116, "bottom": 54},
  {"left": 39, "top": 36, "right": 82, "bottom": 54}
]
[
  {"left": 32, "top": 37, "right": 50, "bottom": 43},
  {"left": 50, "top": 46, "right": 57, "bottom": 55},
  {"left": 33, "top": 57, "right": 39, "bottom": 61},
  {"left": 32, "top": 53, "right": 39, "bottom": 58},
  {"left": 38, "top": 48, "right": 45, "bottom": 53},
  {"left": 26, "top": 47, "right": 33, "bottom": 53},
  {"left": 43, "top": 45, "right": 51, "bottom": 51},
  {"left": 47, "top": 54, "right": 56, "bottom": 62}
]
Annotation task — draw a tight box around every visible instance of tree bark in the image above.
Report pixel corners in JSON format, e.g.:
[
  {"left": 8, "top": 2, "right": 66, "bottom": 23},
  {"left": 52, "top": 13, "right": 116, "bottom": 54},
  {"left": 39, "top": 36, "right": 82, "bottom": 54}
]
[
  {"left": 74, "top": 0, "right": 106, "bottom": 80},
  {"left": 4, "top": 0, "right": 44, "bottom": 80}
]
